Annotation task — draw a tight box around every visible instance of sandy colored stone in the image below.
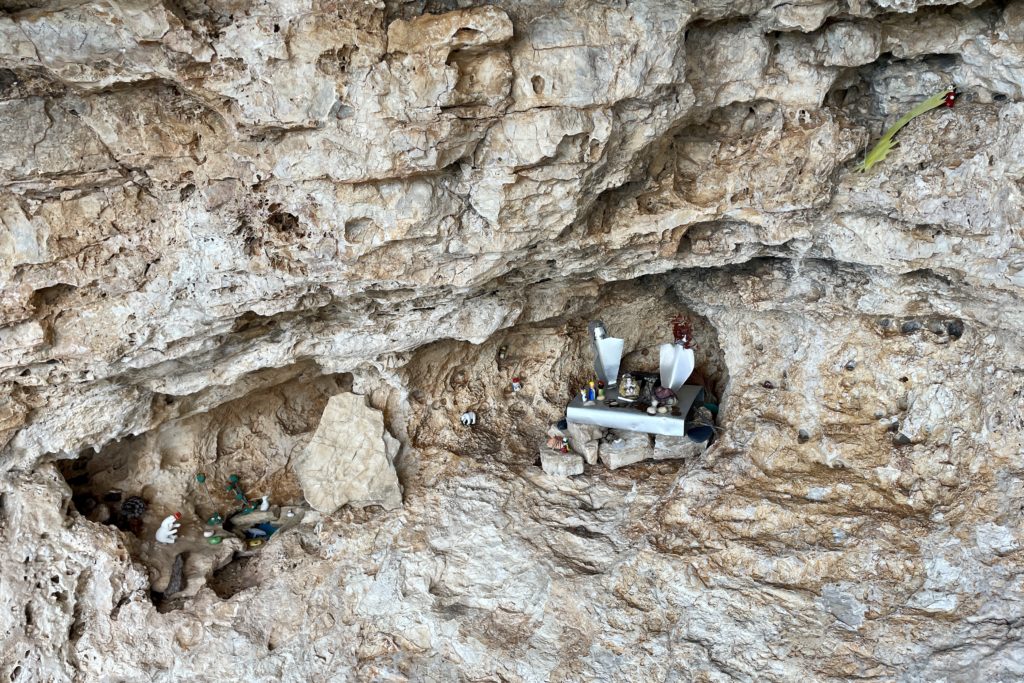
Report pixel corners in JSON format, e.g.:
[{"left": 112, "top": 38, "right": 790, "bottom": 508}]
[
  {"left": 293, "top": 393, "right": 402, "bottom": 513},
  {"left": 599, "top": 430, "right": 654, "bottom": 470},
  {"left": 540, "top": 450, "right": 584, "bottom": 476}
]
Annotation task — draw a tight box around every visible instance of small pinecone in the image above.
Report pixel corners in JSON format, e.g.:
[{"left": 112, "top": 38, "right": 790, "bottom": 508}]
[
  {"left": 115, "top": 496, "right": 146, "bottom": 535},
  {"left": 120, "top": 496, "right": 146, "bottom": 519}
]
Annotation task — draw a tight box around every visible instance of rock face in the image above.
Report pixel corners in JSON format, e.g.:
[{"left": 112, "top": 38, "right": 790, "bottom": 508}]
[
  {"left": 1, "top": 0, "right": 1024, "bottom": 681},
  {"left": 294, "top": 392, "right": 402, "bottom": 513}
]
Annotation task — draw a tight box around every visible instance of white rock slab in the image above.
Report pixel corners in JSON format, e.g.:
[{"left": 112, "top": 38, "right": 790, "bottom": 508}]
[
  {"left": 598, "top": 430, "right": 653, "bottom": 470},
  {"left": 566, "top": 422, "right": 605, "bottom": 465},
  {"left": 293, "top": 393, "right": 402, "bottom": 513},
  {"left": 652, "top": 434, "right": 707, "bottom": 461},
  {"left": 540, "top": 450, "right": 585, "bottom": 476}
]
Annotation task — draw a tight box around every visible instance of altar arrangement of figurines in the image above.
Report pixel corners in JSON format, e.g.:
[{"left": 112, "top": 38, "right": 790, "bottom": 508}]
[{"left": 540, "top": 318, "right": 718, "bottom": 476}]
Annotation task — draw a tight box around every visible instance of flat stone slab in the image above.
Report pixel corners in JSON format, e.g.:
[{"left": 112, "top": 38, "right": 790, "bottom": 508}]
[
  {"left": 598, "top": 430, "right": 653, "bottom": 470},
  {"left": 652, "top": 434, "right": 707, "bottom": 460},
  {"left": 540, "top": 450, "right": 584, "bottom": 476}
]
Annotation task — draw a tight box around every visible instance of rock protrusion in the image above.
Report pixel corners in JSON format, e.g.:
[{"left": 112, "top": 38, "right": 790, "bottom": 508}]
[{"left": 293, "top": 393, "right": 403, "bottom": 513}]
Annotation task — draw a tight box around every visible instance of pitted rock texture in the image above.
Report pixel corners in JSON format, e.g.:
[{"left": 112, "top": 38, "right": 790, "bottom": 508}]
[{"left": 1, "top": 0, "right": 1024, "bottom": 681}]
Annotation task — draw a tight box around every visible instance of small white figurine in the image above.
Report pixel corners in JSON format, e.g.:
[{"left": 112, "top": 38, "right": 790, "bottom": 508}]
[
  {"left": 461, "top": 411, "right": 476, "bottom": 426},
  {"left": 155, "top": 513, "right": 181, "bottom": 544},
  {"left": 259, "top": 496, "right": 270, "bottom": 511}
]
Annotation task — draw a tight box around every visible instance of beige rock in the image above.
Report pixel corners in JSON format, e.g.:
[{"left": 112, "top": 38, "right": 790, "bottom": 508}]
[
  {"left": 540, "top": 450, "right": 584, "bottom": 476},
  {"left": 293, "top": 393, "right": 402, "bottom": 513},
  {"left": 598, "top": 430, "right": 654, "bottom": 470},
  {"left": 566, "top": 421, "right": 605, "bottom": 465}
]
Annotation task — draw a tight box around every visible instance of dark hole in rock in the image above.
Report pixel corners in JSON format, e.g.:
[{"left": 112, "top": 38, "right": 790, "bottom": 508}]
[
  {"left": 208, "top": 555, "right": 260, "bottom": 599},
  {"left": 453, "top": 27, "right": 482, "bottom": 43},
  {"left": 531, "top": 75, "right": 545, "bottom": 95},
  {"left": 900, "top": 320, "right": 922, "bottom": 334},
  {"left": 267, "top": 210, "right": 301, "bottom": 235}
]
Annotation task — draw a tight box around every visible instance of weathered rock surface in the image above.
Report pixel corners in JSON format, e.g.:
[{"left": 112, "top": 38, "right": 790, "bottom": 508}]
[
  {"left": 599, "top": 429, "right": 655, "bottom": 470},
  {"left": 539, "top": 450, "right": 584, "bottom": 477},
  {"left": 1, "top": 0, "right": 1024, "bottom": 680},
  {"left": 294, "top": 392, "right": 402, "bottom": 513}
]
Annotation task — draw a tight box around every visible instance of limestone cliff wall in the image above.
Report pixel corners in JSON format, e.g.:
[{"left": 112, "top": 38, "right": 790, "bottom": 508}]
[{"left": 1, "top": 0, "right": 1023, "bottom": 680}]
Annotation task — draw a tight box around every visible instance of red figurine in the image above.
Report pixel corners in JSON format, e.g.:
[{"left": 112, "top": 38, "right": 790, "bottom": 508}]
[{"left": 944, "top": 90, "right": 956, "bottom": 108}]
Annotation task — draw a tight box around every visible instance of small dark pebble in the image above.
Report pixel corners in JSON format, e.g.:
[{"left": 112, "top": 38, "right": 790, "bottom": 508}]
[
  {"left": 844, "top": 360, "right": 856, "bottom": 371},
  {"left": 797, "top": 429, "right": 810, "bottom": 443},
  {"left": 879, "top": 318, "right": 893, "bottom": 330},
  {"left": 900, "top": 320, "right": 922, "bottom": 334},
  {"left": 762, "top": 381, "right": 775, "bottom": 389},
  {"left": 946, "top": 320, "right": 964, "bottom": 339},
  {"left": 556, "top": 419, "right": 568, "bottom": 431},
  {"left": 892, "top": 432, "right": 912, "bottom": 446}
]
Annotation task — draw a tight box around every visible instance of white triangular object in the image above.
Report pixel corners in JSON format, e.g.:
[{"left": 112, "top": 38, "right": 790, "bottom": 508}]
[{"left": 659, "top": 344, "right": 694, "bottom": 393}]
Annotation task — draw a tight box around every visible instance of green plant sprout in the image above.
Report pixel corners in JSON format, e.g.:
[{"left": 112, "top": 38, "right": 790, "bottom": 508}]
[{"left": 856, "top": 87, "right": 956, "bottom": 173}]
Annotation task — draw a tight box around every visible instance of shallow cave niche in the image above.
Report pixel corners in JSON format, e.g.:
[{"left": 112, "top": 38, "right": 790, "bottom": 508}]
[
  {"left": 57, "top": 371, "right": 349, "bottom": 610},
  {"left": 401, "top": 280, "right": 728, "bottom": 470}
]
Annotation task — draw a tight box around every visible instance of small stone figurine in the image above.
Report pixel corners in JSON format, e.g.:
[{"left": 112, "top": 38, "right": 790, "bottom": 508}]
[
  {"left": 511, "top": 377, "right": 523, "bottom": 392},
  {"left": 559, "top": 437, "right": 570, "bottom": 454},
  {"left": 586, "top": 380, "right": 597, "bottom": 402},
  {"left": 461, "top": 411, "right": 476, "bottom": 426},
  {"left": 155, "top": 512, "right": 181, "bottom": 544}
]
